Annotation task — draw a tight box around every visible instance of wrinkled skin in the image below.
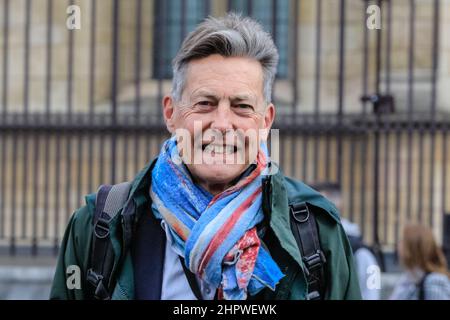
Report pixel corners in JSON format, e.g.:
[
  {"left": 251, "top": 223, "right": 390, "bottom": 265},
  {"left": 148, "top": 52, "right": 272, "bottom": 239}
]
[{"left": 163, "top": 54, "right": 275, "bottom": 195}]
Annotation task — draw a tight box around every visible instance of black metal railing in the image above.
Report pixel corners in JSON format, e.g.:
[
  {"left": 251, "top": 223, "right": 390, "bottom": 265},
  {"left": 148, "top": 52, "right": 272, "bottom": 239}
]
[{"left": 0, "top": 0, "right": 448, "bottom": 256}]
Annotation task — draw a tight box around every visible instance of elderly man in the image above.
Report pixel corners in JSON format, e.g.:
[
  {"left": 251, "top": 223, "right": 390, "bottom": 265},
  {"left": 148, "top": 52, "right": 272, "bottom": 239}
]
[{"left": 50, "top": 14, "right": 361, "bottom": 300}]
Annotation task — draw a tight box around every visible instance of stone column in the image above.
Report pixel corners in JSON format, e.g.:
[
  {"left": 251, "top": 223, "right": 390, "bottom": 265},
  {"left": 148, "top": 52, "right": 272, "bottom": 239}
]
[{"left": 438, "top": 0, "right": 450, "bottom": 112}]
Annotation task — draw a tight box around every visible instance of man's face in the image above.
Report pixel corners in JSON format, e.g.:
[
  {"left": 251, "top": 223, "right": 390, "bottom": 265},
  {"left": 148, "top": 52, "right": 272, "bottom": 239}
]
[{"left": 163, "top": 54, "right": 275, "bottom": 195}]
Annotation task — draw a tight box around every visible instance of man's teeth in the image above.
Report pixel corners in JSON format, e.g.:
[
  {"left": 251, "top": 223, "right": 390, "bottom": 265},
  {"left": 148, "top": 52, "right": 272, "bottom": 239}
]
[{"left": 203, "top": 144, "right": 235, "bottom": 154}]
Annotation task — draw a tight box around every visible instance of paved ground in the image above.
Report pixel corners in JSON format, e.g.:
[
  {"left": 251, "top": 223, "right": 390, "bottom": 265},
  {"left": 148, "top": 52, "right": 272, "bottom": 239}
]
[
  {"left": 0, "top": 281, "right": 53, "bottom": 300},
  {"left": 0, "top": 267, "right": 400, "bottom": 300},
  {"left": 0, "top": 256, "right": 56, "bottom": 300},
  {"left": 0, "top": 253, "right": 402, "bottom": 300}
]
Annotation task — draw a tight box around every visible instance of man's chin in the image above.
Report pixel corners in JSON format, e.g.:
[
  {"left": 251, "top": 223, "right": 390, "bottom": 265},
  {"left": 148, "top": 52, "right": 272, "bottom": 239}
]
[{"left": 187, "top": 163, "right": 249, "bottom": 191}]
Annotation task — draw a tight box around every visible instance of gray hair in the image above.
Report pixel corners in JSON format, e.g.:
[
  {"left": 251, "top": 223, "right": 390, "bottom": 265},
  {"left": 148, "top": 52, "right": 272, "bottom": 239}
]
[{"left": 171, "top": 13, "right": 279, "bottom": 103}]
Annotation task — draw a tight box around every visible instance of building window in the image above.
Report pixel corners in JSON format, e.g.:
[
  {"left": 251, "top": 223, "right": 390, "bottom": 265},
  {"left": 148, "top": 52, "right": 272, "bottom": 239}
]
[
  {"left": 228, "top": 0, "right": 290, "bottom": 78},
  {"left": 152, "top": 0, "right": 289, "bottom": 79},
  {"left": 153, "top": 0, "right": 209, "bottom": 79}
]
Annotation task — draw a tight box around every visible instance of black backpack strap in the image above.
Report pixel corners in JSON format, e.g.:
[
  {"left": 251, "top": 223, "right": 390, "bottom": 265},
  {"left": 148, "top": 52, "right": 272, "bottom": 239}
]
[
  {"left": 131, "top": 208, "right": 166, "bottom": 300},
  {"left": 180, "top": 258, "right": 204, "bottom": 300},
  {"left": 290, "top": 202, "right": 327, "bottom": 300},
  {"left": 418, "top": 272, "right": 430, "bottom": 300},
  {"left": 86, "top": 182, "right": 132, "bottom": 300}
]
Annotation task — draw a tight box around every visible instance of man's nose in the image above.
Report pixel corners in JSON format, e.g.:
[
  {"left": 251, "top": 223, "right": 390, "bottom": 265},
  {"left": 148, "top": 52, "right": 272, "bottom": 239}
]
[{"left": 210, "top": 102, "right": 234, "bottom": 132}]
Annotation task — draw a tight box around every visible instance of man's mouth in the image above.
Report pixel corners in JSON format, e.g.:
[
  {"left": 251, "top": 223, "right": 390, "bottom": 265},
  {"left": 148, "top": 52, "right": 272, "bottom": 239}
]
[{"left": 201, "top": 143, "right": 238, "bottom": 155}]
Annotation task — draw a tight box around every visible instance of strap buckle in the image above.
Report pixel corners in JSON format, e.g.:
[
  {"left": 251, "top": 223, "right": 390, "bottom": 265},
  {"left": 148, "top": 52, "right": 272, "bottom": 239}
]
[
  {"left": 94, "top": 216, "right": 110, "bottom": 239},
  {"left": 290, "top": 203, "right": 309, "bottom": 223},
  {"left": 302, "top": 250, "right": 326, "bottom": 275},
  {"left": 87, "top": 269, "right": 110, "bottom": 300},
  {"left": 86, "top": 268, "right": 103, "bottom": 286},
  {"left": 307, "top": 291, "right": 321, "bottom": 300}
]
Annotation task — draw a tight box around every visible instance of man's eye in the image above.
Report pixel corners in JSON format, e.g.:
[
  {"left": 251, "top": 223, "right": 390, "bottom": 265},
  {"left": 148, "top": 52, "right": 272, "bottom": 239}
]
[
  {"left": 197, "top": 101, "right": 214, "bottom": 106},
  {"left": 235, "top": 104, "right": 253, "bottom": 110}
]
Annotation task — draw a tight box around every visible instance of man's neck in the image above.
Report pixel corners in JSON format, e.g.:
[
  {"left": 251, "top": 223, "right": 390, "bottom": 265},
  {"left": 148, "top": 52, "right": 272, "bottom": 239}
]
[{"left": 189, "top": 163, "right": 257, "bottom": 196}]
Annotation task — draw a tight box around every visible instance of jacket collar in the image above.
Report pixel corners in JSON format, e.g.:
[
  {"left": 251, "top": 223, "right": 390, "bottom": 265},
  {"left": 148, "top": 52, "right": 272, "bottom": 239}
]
[
  {"left": 111, "top": 159, "right": 340, "bottom": 299},
  {"left": 263, "top": 166, "right": 304, "bottom": 267},
  {"left": 125, "top": 159, "right": 339, "bottom": 268},
  {"left": 266, "top": 165, "right": 340, "bottom": 251}
]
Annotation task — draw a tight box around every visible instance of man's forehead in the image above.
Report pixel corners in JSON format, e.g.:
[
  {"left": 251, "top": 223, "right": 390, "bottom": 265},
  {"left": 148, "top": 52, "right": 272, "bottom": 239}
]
[
  {"left": 190, "top": 88, "right": 257, "bottom": 101},
  {"left": 186, "top": 54, "right": 264, "bottom": 86},
  {"left": 187, "top": 54, "right": 262, "bottom": 70}
]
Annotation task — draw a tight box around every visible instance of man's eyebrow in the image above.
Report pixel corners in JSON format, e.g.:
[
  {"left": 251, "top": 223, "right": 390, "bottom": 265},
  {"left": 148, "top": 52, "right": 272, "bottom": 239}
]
[
  {"left": 191, "top": 90, "right": 219, "bottom": 99},
  {"left": 190, "top": 91, "right": 256, "bottom": 102},
  {"left": 230, "top": 94, "right": 256, "bottom": 102}
]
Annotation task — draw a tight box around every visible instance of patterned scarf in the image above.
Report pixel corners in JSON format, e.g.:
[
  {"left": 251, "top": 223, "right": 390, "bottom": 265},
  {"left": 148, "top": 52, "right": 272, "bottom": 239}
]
[{"left": 149, "top": 137, "right": 284, "bottom": 300}]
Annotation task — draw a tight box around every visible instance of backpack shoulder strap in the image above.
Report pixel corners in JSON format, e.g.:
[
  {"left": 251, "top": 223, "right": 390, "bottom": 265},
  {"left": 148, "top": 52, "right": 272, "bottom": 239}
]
[
  {"left": 131, "top": 207, "right": 166, "bottom": 300},
  {"left": 86, "top": 182, "right": 132, "bottom": 300},
  {"left": 418, "top": 272, "right": 430, "bottom": 300},
  {"left": 289, "top": 202, "right": 327, "bottom": 300}
]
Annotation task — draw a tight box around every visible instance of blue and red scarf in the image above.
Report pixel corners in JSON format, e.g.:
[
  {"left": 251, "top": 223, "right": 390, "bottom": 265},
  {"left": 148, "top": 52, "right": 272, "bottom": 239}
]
[{"left": 150, "top": 137, "right": 284, "bottom": 300}]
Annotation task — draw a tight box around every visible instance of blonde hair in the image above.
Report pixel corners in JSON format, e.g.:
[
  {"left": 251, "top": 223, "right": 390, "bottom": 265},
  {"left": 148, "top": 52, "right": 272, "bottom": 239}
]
[{"left": 400, "top": 224, "right": 450, "bottom": 277}]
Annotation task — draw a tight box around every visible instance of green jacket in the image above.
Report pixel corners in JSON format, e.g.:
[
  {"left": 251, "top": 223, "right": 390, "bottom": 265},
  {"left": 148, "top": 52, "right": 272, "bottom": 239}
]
[{"left": 50, "top": 160, "right": 361, "bottom": 300}]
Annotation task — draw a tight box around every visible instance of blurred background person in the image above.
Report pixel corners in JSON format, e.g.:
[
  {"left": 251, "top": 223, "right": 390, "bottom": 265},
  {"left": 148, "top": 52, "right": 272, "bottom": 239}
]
[
  {"left": 390, "top": 224, "right": 450, "bottom": 300},
  {"left": 341, "top": 219, "right": 381, "bottom": 300},
  {"left": 314, "top": 182, "right": 381, "bottom": 300}
]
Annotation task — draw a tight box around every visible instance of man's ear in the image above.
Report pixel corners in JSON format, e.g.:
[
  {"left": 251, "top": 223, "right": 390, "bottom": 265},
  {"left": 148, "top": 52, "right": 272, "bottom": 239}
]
[
  {"left": 261, "top": 103, "right": 275, "bottom": 140},
  {"left": 264, "top": 103, "right": 275, "bottom": 129},
  {"left": 163, "top": 95, "right": 176, "bottom": 133}
]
